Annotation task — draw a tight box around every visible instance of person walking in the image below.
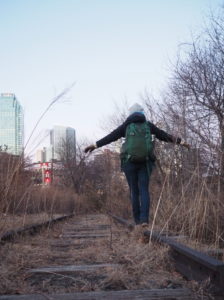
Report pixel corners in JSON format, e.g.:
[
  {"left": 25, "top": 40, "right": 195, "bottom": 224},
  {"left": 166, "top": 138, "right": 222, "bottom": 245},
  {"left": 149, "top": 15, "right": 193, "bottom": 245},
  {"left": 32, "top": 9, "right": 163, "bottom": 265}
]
[{"left": 84, "top": 103, "right": 189, "bottom": 227}]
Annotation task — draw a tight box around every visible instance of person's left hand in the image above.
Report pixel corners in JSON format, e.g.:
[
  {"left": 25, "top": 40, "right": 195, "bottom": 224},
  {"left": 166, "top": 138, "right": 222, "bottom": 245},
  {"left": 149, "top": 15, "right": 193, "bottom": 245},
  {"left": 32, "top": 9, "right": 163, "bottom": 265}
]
[{"left": 181, "top": 141, "right": 190, "bottom": 150}]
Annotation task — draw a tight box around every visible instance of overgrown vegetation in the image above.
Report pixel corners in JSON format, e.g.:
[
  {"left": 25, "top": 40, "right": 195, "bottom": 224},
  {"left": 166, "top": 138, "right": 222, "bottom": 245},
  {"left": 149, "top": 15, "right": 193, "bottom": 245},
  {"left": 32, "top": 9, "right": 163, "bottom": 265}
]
[
  {"left": 1, "top": 10, "right": 224, "bottom": 250},
  {"left": 98, "top": 11, "right": 224, "bottom": 247},
  {"left": 0, "top": 215, "right": 189, "bottom": 295}
]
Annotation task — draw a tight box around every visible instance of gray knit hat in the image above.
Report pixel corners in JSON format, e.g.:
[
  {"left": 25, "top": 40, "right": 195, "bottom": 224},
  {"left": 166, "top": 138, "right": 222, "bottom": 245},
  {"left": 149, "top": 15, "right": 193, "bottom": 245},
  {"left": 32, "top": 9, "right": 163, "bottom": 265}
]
[{"left": 128, "top": 103, "right": 144, "bottom": 115}]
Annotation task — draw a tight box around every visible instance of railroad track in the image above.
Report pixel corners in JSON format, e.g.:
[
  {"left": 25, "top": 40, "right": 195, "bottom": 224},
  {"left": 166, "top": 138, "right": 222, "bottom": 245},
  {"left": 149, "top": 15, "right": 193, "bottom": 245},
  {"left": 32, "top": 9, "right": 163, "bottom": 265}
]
[
  {"left": 0, "top": 214, "right": 74, "bottom": 243},
  {"left": 0, "top": 213, "right": 220, "bottom": 299},
  {"left": 109, "top": 213, "right": 224, "bottom": 299}
]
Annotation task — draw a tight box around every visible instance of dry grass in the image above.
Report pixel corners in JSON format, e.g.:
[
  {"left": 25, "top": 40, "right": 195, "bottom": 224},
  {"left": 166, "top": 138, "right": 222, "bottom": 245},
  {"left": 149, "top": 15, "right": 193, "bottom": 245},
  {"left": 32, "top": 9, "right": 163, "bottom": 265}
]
[
  {"left": 0, "top": 212, "right": 62, "bottom": 235},
  {"left": 0, "top": 214, "right": 190, "bottom": 295},
  {"left": 102, "top": 225, "right": 183, "bottom": 291},
  {"left": 106, "top": 164, "right": 224, "bottom": 250},
  {"left": 0, "top": 184, "right": 100, "bottom": 237}
]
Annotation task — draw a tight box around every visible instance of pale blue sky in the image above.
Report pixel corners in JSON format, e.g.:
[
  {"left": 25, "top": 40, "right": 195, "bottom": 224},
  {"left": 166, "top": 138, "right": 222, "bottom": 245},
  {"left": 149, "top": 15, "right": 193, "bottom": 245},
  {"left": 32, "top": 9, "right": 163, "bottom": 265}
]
[{"left": 0, "top": 0, "right": 222, "bottom": 155}]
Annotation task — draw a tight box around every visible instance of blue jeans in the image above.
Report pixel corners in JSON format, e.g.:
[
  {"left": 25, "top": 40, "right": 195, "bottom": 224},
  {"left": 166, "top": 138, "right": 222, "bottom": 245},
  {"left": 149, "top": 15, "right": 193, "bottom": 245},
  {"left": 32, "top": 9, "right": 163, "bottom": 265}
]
[{"left": 123, "top": 161, "right": 154, "bottom": 225}]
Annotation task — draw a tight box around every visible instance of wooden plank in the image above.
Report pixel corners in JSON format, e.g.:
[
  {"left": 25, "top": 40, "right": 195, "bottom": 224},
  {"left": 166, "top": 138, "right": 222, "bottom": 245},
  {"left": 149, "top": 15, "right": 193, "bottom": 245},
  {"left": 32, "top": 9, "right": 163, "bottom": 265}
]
[
  {"left": 62, "top": 234, "right": 109, "bottom": 239},
  {"left": 62, "top": 231, "right": 109, "bottom": 235},
  {"left": 62, "top": 232, "right": 109, "bottom": 236},
  {"left": 50, "top": 243, "right": 70, "bottom": 247},
  {"left": 168, "top": 235, "right": 188, "bottom": 240},
  {"left": 0, "top": 288, "right": 193, "bottom": 299},
  {"left": 64, "top": 225, "right": 111, "bottom": 231},
  {"left": 28, "top": 263, "right": 119, "bottom": 274},
  {"left": 62, "top": 229, "right": 110, "bottom": 233},
  {"left": 50, "top": 242, "right": 90, "bottom": 250}
]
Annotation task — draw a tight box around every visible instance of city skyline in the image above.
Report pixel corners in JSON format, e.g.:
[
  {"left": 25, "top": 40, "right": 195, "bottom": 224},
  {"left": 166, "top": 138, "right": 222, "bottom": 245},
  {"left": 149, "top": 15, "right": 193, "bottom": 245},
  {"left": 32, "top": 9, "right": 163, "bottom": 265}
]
[
  {"left": 0, "top": 90, "right": 76, "bottom": 161},
  {"left": 1, "top": 0, "right": 222, "bottom": 155}
]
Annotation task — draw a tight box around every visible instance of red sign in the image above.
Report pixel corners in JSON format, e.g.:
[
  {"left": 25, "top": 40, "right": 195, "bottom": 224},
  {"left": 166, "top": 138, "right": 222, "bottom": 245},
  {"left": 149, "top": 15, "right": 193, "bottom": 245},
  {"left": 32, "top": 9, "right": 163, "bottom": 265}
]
[{"left": 44, "top": 169, "right": 51, "bottom": 184}]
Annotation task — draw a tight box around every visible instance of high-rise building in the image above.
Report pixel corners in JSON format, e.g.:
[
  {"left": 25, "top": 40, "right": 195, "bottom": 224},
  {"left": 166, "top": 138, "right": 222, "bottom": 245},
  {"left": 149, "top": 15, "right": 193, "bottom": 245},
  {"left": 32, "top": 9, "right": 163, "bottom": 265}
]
[
  {"left": 35, "top": 149, "right": 45, "bottom": 163},
  {"left": 45, "top": 146, "right": 53, "bottom": 162},
  {"left": 0, "top": 93, "right": 24, "bottom": 155},
  {"left": 50, "top": 125, "right": 76, "bottom": 160},
  {"left": 35, "top": 147, "right": 52, "bottom": 163}
]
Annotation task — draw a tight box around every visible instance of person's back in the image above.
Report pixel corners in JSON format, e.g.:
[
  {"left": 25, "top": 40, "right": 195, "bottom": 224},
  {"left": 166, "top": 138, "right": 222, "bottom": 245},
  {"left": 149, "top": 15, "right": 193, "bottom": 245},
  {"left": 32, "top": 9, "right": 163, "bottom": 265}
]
[
  {"left": 84, "top": 103, "right": 190, "bottom": 227},
  {"left": 121, "top": 121, "right": 153, "bottom": 164}
]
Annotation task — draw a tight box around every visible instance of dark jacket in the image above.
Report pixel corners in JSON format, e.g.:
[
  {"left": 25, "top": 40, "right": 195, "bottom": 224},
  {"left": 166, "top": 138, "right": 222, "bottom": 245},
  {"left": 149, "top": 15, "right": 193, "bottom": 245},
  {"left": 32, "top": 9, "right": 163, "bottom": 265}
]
[{"left": 96, "top": 113, "right": 181, "bottom": 150}]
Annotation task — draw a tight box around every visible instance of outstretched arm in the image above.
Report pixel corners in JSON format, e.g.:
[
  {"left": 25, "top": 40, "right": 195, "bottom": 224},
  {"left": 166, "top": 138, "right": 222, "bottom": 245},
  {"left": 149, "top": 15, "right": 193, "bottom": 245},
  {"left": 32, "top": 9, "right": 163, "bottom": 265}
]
[
  {"left": 149, "top": 122, "right": 190, "bottom": 149},
  {"left": 84, "top": 124, "right": 125, "bottom": 153}
]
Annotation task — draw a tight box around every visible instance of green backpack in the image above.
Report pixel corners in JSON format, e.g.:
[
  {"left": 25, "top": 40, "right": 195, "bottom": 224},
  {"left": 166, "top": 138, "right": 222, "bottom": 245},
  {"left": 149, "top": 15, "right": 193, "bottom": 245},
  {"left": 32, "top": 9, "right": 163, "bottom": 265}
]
[{"left": 121, "top": 122, "right": 153, "bottom": 163}]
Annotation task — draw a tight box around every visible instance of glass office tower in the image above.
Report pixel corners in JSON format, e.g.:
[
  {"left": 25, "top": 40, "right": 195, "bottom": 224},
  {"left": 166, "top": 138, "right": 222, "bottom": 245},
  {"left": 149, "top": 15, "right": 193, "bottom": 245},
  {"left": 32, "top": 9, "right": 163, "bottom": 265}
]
[{"left": 0, "top": 93, "right": 24, "bottom": 155}]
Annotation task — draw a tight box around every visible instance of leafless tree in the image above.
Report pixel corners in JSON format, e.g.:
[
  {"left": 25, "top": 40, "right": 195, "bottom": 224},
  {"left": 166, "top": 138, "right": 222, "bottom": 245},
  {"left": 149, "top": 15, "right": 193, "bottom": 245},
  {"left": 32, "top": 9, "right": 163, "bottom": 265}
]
[
  {"left": 160, "top": 13, "right": 224, "bottom": 193},
  {"left": 55, "top": 138, "right": 90, "bottom": 194}
]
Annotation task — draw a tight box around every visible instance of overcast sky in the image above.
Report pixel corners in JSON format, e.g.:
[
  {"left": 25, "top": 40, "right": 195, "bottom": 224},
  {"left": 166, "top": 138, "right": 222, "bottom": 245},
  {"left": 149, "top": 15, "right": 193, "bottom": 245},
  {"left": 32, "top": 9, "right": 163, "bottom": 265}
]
[{"left": 0, "top": 0, "right": 223, "bottom": 156}]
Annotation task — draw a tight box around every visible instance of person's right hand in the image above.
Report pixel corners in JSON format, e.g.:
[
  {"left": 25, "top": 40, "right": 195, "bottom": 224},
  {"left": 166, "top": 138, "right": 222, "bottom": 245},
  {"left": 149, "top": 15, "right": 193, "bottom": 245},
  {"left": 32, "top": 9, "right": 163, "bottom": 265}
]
[{"left": 84, "top": 144, "right": 97, "bottom": 153}]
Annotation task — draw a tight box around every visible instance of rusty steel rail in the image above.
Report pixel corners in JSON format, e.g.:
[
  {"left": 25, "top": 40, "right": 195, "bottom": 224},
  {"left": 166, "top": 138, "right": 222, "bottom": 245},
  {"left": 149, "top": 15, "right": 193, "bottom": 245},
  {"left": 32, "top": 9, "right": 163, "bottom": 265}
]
[
  {"left": 108, "top": 213, "right": 224, "bottom": 295},
  {"left": 0, "top": 214, "right": 74, "bottom": 243}
]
